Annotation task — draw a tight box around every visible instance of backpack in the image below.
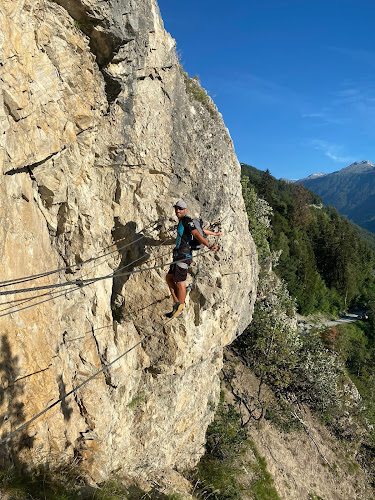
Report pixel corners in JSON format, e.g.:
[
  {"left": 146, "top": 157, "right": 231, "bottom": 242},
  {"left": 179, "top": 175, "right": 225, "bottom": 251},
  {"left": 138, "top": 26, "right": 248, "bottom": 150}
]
[{"left": 190, "top": 217, "right": 205, "bottom": 250}]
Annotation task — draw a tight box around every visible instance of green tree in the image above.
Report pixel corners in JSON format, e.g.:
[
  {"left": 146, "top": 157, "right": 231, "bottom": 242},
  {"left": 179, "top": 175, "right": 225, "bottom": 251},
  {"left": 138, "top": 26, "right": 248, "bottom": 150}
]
[
  {"left": 336, "top": 323, "right": 370, "bottom": 376},
  {"left": 292, "top": 330, "right": 342, "bottom": 412},
  {"left": 235, "top": 281, "right": 299, "bottom": 407},
  {"left": 291, "top": 184, "right": 312, "bottom": 227},
  {"left": 241, "top": 164, "right": 375, "bottom": 315},
  {"left": 259, "top": 169, "right": 275, "bottom": 205},
  {"left": 241, "top": 176, "right": 272, "bottom": 261}
]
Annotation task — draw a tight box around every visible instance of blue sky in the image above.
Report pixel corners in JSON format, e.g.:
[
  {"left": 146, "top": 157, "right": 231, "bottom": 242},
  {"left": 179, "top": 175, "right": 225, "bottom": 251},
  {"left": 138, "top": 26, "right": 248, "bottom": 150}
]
[{"left": 157, "top": 0, "right": 375, "bottom": 179}]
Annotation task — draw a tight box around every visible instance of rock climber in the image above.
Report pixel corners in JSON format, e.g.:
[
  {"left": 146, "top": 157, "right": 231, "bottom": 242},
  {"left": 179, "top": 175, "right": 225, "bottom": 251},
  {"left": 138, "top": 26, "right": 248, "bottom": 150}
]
[{"left": 165, "top": 199, "right": 221, "bottom": 319}]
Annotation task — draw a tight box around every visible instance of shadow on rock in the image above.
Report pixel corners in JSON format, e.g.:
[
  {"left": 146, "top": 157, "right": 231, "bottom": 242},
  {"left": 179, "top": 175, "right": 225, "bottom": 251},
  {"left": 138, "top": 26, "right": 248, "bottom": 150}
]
[
  {"left": 0, "top": 334, "right": 35, "bottom": 464},
  {"left": 110, "top": 218, "right": 166, "bottom": 320}
]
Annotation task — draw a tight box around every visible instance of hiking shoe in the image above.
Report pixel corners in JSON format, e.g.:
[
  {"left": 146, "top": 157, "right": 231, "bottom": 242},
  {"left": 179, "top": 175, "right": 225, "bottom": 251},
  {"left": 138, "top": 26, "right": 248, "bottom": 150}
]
[
  {"left": 165, "top": 302, "right": 184, "bottom": 319},
  {"left": 165, "top": 302, "right": 180, "bottom": 318},
  {"left": 171, "top": 303, "right": 184, "bottom": 318}
]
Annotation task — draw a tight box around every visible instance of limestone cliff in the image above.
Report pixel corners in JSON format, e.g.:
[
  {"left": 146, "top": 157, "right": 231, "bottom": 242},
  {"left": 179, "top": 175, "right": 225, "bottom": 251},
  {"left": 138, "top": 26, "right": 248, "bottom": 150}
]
[{"left": 0, "top": 0, "right": 258, "bottom": 484}]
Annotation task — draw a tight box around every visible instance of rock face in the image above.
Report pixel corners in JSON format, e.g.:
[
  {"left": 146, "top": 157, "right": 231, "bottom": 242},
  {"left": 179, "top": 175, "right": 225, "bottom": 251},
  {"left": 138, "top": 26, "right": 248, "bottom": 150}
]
[{"left": 0, "top": 0, "right": 258, "bottom": 483}]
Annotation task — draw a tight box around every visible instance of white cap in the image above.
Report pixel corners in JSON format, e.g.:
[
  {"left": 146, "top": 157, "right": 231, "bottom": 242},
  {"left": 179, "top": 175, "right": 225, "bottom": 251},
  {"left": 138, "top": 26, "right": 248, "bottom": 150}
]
[{"left": 173, "top": 199, "right": 187, "bottom": 209}]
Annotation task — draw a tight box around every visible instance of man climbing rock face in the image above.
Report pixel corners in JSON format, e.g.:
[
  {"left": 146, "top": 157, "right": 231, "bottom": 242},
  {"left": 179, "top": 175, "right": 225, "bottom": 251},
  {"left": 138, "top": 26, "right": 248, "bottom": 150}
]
[{"left": 165, "top": 199, "right": 221, "bottom": 319}]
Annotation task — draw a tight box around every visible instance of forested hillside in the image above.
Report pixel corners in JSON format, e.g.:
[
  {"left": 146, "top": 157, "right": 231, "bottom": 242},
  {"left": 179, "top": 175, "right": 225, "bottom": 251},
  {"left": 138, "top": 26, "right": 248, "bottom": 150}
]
[
  {"left": 228, "top": 163, "right": 375, "bottom": 497},
  {"left": 298, "top": 160, "right": 375, "bottom": 233},
  {"left": 241, "top": 163, "right": 375, "bottom": 315}
]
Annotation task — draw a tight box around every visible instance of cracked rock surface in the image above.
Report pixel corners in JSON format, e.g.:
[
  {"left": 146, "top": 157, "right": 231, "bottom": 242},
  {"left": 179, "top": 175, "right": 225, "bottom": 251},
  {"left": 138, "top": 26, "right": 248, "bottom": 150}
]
[{"left": 0, "top": 0, "right": 258, "bottom": 485}]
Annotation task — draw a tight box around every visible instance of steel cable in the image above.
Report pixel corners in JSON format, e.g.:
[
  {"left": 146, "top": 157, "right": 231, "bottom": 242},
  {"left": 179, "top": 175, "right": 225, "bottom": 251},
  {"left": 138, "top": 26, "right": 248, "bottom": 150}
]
[
  {"left": 0, "top": 231, "right": 175, "bottom": 314},
  {"left": 0, "top": 238, "right": 220, "bottom": 443},
  {"left": 0, "top": 317, "right": 175, "bottom": 445},
  {"left": 0, "top": 249, "right": 212, "bottom": 298},
  {"left": 0, "top": 233, "right": 177, "bottom": 318},
  {"left": 0, "top": 219, "right": 165, "bottom": 288}
]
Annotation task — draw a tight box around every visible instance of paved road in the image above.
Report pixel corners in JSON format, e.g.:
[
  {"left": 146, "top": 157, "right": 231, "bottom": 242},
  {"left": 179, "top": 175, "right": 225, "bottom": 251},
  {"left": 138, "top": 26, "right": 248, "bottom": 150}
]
[{"left": 298, "top": 311, "right": 365, "bottom": 332}]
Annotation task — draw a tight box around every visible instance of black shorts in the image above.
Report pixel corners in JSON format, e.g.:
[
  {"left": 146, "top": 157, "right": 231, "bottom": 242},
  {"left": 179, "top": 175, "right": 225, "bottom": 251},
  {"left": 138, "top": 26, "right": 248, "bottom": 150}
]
[{"left": 167, "top": 255, "right": 192, "bottom": 283}]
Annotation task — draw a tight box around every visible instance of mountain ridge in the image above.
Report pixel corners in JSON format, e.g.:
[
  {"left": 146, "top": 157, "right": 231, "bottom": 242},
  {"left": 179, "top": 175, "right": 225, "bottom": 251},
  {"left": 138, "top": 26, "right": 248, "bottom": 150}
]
[{"left": 297, "top": 160, "right": 375, "bottom": 232}]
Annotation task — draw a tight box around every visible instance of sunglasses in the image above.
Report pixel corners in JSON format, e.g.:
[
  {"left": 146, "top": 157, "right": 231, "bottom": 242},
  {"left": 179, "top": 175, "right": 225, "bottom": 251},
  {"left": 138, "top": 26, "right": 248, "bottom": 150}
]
[{"left": 174, "top": 207, "right": 186, "bottom": 211}]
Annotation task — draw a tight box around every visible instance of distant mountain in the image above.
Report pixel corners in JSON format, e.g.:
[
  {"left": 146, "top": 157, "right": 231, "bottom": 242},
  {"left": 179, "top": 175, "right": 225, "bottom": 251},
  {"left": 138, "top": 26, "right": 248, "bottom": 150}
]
[
  {"left": 297, "top": 172, "right": 327, "bottom": 182},
  {"left": 297, "top": 160, "right": 375, "bottom": 232}
]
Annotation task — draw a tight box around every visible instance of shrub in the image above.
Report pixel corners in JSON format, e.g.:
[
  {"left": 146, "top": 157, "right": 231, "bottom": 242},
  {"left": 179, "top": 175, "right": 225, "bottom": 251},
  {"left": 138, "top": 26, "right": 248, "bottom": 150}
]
[
  {"left": 189, "top": 401, "right": 247, "bottom": 499},
  {"left": 0, "top": 463, "right": 178, "bottom": 500},
  {"left": 292, "top": 330, "right": 342, "bottom": 413},
  {"left": 248, "top": 440, "right": 281, "bottom": 500},
  {"left": 241, "top": 177, "right": 272, "bottom": 262},
  {"left": 180, "top": 68, "right": 216, "bottom": 117},
  {"left": 335, "top": 323, "right": 375, "bottom": 443},
  {"left": 336, "top": 323, "right": 370, "bottom": 375},
  {"left": 234, "top": 280, "right": 300, "bottom": 399},
  {"left": 234, "top": 281, "right": 343, "bottom": 422}
]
